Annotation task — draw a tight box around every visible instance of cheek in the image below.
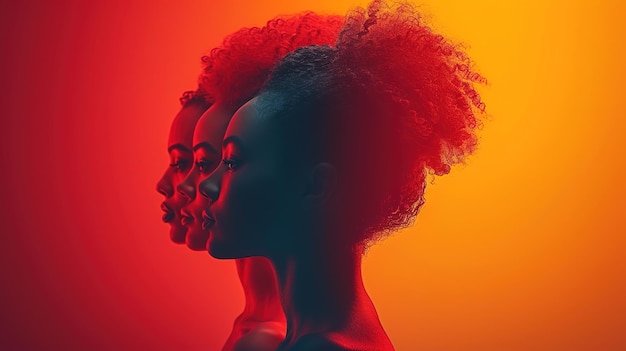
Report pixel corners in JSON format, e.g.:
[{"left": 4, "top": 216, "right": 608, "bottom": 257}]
[
  {"left": 172, "top": 172, "right": 188, "bottom": 188},
  {"left": 170, "top": 192, "right": 188, "bottom": 210},
  {"left": 218, "top": 169, "right": 286, "bottom": 238},
  {"left": 168, "top": 173, "right": 191, "bottom": 207}
]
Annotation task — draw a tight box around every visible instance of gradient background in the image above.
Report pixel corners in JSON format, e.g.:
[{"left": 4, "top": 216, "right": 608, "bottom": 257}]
[{"left": 1, "top": 0, "right": 624, "bottom": 350}]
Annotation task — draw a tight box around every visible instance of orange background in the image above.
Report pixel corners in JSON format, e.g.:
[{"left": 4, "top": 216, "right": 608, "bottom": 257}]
[{"left": 1, "top": 1, "right": 624, "bottom": 350}]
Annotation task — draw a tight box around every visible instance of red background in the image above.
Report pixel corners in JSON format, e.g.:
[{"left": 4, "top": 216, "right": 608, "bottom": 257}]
[{"left": 1, "top": 1, "right": 624, "bottom": 350}]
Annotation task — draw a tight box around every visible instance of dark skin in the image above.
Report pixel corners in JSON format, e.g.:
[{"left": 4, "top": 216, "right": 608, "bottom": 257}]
[
  {"left": 200, "top": 97, "right": 395, "bottom": 351},
  {"left": 157, "top": 103, "right": 206, "bottom": 243},
  {"left": 178, "top": 103, "right": 230, "bottom": 251},
  {"left": 177, "top": 102, "right": 286, "bottom": 351},
  {"left": 226, "top": 258, "right": 287, "bottom": 351}
]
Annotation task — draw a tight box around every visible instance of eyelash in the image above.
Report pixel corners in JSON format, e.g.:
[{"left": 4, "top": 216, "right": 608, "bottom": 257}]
[
  {"left": 196, "top": 160, "right": 214, "bottom": 174},
  {"left": 222, "top": 159, "right": 239, "bottom": 171},
  {"left": 169, "top": 160, "right": 190, "bottom": 172}
]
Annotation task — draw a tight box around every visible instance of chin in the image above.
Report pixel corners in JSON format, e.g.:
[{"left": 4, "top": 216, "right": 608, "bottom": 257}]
[
  {"left": 186, "top": 229, "right": 209, "bottom": 251},
  {"left": 169, "top": 225, "right": 187, "bottom": 244},
  {"left": 207, "top": 235, "right": 250, "bottom": 259}
]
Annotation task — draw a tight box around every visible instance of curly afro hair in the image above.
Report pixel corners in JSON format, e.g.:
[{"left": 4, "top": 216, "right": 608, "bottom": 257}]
[
  {"left": 199, "top": 12, "right": 343, "bottom": 108},
  {"left": 179, "top": 88, "right": 211, "bottom": 109},
  {"left": 260, "top": 0, "right": 487, "bottom": 245}
]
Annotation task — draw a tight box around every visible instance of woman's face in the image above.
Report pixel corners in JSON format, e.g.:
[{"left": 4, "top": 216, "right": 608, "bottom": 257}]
[
  {"left": 156, "top": 104, "right": 206, "bottom": 243},
  {"left": 200, "top": 97, "right": 306, "bottom": 259},
  {"left": 177, "top": 104, "right": 232, "bottom": 250}
]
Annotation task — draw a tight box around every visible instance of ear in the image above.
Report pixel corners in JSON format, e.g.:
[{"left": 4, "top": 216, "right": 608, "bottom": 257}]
[{"left": 304, "top": 162, "right": 338, "bottom": 205}]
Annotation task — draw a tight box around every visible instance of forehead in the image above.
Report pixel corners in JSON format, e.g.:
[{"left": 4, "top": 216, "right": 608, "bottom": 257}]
[
  {"left": 225, "top": 97, "right": 284, "bottom": 156},
  {"left": 168, "top": 104, "right": 206, "bottom": 149},
  {"left": 192, "top": 103, "right": 235, "bottom": 150}
]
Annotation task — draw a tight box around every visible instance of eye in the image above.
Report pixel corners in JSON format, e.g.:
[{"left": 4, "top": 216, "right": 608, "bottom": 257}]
[
  {"left": 222, "top": 159, "right": 240, "bottom": 171},
  {"left": 196, "top": 160, "right": 214, "bottom": 174},
  {"left": 170, "top": 160, "right": 190, "bottom": 173}
]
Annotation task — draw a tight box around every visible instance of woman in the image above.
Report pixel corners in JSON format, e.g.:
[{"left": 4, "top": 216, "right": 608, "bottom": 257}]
[
  {"left": 200, "top": 1, "right": 486, "bottom": 350},
  {"left": 174, "top": 12, "right": 342, "bottom": 351},
  {"left": 156, "top": 90, "right": 210, "bottom": 244}
]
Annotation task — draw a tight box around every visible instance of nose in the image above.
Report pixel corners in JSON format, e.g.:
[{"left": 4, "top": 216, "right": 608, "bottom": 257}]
[
  {"left": 156, "top": 172, "right": 173, "bottom": 198},
  {"left": 199, "top": 170, "right": 220, "bottom": 201},
  {"left": 177, "top": 173, "right": 196, "bottom": 201}
]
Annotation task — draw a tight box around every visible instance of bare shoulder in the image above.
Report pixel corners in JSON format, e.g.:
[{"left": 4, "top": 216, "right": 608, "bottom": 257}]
[{"left": 231, "top": 321, "right": 285, "bottom": 351}]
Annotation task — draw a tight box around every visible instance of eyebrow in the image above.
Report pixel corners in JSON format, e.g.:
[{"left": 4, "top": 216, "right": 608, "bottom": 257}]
[
  {"left": 223, "top": 135, "right": 246, "bottom": 151},
  {"left": 168, "top": 144, "right": 192, "bottom": 153},
  {"left": 193, "top": 142, "right": 219, "bottom": 154}
]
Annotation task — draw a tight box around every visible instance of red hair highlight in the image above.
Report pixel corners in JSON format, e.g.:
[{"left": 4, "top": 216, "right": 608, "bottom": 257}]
[
  {"left": 332, "top": 0, "right": 488, "bottom": 241},
  {"left": 199, "top": 12, "right": 343, "bottom": 107}
]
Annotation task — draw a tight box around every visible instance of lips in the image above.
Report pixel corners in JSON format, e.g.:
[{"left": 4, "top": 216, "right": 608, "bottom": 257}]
[
  {"left": 201, "top": 210, "right": 215, "bottom": 230},
  {"left": 180, "top": 209, "right": 194, "bottom": 227},
  {"left": 161, "top": 203, "right": 175, "bottom": 223}
]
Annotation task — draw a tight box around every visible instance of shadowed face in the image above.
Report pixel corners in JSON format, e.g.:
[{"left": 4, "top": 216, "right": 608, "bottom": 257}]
[
  {"left": 200, "top": 97, "right": 307, "bottom": 259},
  {"left": 177, "top": 103, "right": 233, "bottom": 250},
  {"left": 156, "top": 103, "right": 206, "bottom": 243}
]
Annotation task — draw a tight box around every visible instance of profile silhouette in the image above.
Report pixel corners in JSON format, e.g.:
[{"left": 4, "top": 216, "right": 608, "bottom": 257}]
[
  {"left": 200, "top": 1, "right": 487, "bottom": 350},
  {"left": 156, "top": 91, "right": 210, "bottom": 243},
  {"left": 162, "top": 12, "right": 343, "bottom": 351}
]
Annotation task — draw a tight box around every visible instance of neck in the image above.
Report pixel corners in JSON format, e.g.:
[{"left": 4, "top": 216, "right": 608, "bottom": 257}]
[
  {"left": 221, "top": 258, "right": 285, "bottom": 351},
  {"left": 270, "top": 233, "right": 378, "bottom": 346},
  {"left": 236, "top": 257, "right": 285, "bottom": 323}
]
